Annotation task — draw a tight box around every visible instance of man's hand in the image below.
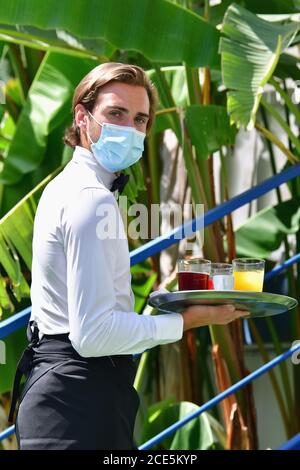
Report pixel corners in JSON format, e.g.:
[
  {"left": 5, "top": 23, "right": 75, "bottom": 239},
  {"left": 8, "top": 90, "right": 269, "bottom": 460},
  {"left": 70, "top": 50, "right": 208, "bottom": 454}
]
[{"left": 181, "top": 304, "right": 249, "bottom": 331}]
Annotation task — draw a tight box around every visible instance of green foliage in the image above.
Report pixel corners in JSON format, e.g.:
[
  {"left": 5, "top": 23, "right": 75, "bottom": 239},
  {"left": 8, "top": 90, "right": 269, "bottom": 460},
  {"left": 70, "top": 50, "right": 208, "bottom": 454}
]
[
  {"left": 235, "top": 198, "right": 300, "bottom": 258},
  {"left": 220, "top": 3, "right": 300, "bottom": 129},
  {"left": 0, "top": 52, "right": 96, "bottom": 185},
  {"left": 0, "top": 323, "right": 27, "bottom": 394},
  {"left": 148, "top": 66, "right": 188, "bottom": 136},
  {"left": 0, "top": 165, "right": 63, "bottom": 313},
  {"left": 123, "top": 161, "right": 147, "bottom": 203},
  {"left": 141, "top": 398, "right": 226, "bottom": 450},
  {"left": 275, "top": 53, "right": 300, "bottom": 81},
  {"left": 0, "top": 0, "right": 220, "bottom": 67},
  {"left": 186, "top": 105, "right": 236, "bottom": 160},
  {"left": 148, "top": 68, "right": 236, "bottom": 160}
]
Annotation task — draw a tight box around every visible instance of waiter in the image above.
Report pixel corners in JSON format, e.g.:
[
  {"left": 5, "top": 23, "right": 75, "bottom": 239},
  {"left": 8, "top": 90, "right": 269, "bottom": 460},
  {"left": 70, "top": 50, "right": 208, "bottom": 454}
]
[{"left": 9, "top": 62, "right": 247, "bottom": 450}]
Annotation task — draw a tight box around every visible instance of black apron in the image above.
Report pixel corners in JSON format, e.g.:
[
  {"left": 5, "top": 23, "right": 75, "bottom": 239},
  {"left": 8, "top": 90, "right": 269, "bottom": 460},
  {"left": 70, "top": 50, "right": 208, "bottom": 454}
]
[{"left": 9, "top": 321, "right": 140, "bottom": 450}]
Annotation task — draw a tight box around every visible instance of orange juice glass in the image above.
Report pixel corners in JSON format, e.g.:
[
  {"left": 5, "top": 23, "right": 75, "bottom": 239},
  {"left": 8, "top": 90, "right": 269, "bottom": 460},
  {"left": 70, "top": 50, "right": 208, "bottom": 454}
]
[{"left": 232, "top": 258, "right": 265, "bottom": 292}]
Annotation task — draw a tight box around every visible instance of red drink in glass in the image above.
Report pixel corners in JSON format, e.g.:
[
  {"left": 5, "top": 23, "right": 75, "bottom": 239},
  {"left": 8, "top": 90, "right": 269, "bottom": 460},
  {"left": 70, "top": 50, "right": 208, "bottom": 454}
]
[
  {"left": 178, "top": 271, "right": 209, "bottom": 290},
  {"left": 177, "top": 258, "right": 211, "bottom": 291}
]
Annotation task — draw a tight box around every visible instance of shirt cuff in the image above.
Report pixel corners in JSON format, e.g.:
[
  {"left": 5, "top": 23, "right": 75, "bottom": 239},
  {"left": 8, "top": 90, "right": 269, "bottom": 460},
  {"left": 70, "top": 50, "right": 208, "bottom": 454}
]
[{"left": 152, "top": 313, "right": 184, "bottom": 344}]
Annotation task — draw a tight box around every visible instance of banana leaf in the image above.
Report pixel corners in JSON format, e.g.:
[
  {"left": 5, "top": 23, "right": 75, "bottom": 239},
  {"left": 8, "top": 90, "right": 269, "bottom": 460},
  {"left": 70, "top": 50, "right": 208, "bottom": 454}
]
[
  {"left": 186, "top": 105, "right": 236, "bottom": 160},
  {"left": 0, "top": 51, "right": 96, "bottom": 185},
  {"left": 148, "top": 66, "right": 188, "bottom": 136},
  {"left": 195, "top": 0, "right": 300, "bottom": 28},
  {"left": 1, "top": 121, "right": 68, "bottom": 215},
  {"left": 0, "top": 165, "right": 64, "bottom": 312},
  {"left": 123, "top": 160, "right": 147, "bottom": 204},
  {"left": 235, "top": 198, "right": 300, "bottom": 258},
  {"left": 220, "top": 3, "right": 300, "bottom": 129},
  {"left": 0, "top": 0, "right": 220, "bottom": 68},
  {"left": 132, "top": 272, "right": 157, "bottom": 313},
  {"left": 0, "top": 107, "right": 14, "bottom": 144},
  {"left": 0, "top": 24, "right": 116, "bottom": 61},
  {"left": 5, "top": 76, "right": 24, "bottom": 108},
  {"left": 148, "top": 68, "right": 236, "bottom": 158},
  {"left": 141, "top": 399, "right": 226, "bottom": 450}
]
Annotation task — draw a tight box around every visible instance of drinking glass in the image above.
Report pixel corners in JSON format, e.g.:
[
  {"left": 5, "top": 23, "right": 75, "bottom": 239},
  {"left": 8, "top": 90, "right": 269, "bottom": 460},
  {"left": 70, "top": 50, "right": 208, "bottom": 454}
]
[
  {"left": 232, "top": 258, "right": 265, "bottom": 292},
  {"left": 177, "top": 258, "right": 211, "bottom": 291},
  {"left": 209, "top": 263, "right": 234, "bottom": 290}
]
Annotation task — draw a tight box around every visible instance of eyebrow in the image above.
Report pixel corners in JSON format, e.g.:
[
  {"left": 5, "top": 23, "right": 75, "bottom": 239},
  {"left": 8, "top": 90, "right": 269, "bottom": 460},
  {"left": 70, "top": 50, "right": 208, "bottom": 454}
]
[{"left": 106, "top": 105, "right": 149, "bottom": 119}]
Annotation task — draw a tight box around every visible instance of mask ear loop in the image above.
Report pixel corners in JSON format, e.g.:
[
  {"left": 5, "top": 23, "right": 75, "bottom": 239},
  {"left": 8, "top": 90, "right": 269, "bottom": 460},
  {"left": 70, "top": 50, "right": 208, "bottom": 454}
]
[
  {"left": 85, "top": 110, "right": 102, "bottom": 145},
  {"left": 84, "top": 112, "right": 92, "bottom": 145},
  {"left": 87, "top": 110, "right": 103, "bottom": 128}
]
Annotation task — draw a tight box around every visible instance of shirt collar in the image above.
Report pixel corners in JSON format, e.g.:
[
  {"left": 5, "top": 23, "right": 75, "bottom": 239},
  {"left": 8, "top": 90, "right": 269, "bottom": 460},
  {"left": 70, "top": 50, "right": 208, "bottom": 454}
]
[{"left": 71, "top": 146, "right": 116, "bottom": 190}]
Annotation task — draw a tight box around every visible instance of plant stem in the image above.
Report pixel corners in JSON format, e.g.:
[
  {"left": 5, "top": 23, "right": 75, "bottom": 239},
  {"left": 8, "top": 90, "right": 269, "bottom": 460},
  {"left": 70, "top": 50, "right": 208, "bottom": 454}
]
[
  {"left": 152, "top": 64, "right": 181, "bottom": 138},
  {"left": 146, "top": 131, "right": 161, "bottom": 284},
  {"left": 259, "top": 106, "right": 295, "bottom": 302},
  {"left": 269, "top": 77, "right": 300, "bottom": 127},
  {"left": 155, "top": 107, "right": 179, "bottom": 117},
  {"left": 248, "top": 320, "right": 291, "bottom": 437},
  {"left": 258, "top": 104, "right": 298, "bottom": 434},
  {"left": 134, "top": 350, "right": 149, "bottom": 392},
  {"left": 264, "top": 317, "right": 296, "bottom": 434},
  {"left": 255, "top": 123, "right": 298, "bottom": 165},
  {"left": 261, "top": 100, "right": 300, "bottom": 156},
  {"left": 260, "top": 107, "right": 282, "bottom": 202},
  {"left": 183, "top": 64, "right": 212, "bottom": 207},
  {"left": 184, "top": 65, "right": 201, "bottom": 106},
  {"left": 7, "top": 44, "right": 29, "bottom": 104}
]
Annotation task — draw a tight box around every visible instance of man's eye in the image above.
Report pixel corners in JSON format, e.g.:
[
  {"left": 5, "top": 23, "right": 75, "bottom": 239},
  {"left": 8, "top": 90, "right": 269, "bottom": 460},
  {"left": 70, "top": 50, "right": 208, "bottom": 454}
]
[
  {"left": 135, "top": 117, "right": 146, "bottom": 124},
  {"left": 109, "top": 111, "right": 121, "bottom": 117}
]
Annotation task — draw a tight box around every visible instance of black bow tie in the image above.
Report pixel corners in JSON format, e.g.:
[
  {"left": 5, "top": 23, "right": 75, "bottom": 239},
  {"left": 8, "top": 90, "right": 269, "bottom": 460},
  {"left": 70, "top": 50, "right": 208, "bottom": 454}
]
[{"left": 110, "top": 172, "right": 130, "bottom": 195}]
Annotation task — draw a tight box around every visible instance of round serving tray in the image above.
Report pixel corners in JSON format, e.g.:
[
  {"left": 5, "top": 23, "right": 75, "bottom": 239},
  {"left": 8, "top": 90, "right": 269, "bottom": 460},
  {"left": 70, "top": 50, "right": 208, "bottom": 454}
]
[{"left": 148, "top": 290, "right": 298, "bottom": 318}]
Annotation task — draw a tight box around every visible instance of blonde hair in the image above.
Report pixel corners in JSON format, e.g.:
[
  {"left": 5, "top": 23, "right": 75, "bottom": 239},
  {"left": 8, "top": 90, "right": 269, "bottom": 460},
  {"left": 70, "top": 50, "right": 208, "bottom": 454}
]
[{"left": 64, "top": 62, "right": 157, "bottom": 148}]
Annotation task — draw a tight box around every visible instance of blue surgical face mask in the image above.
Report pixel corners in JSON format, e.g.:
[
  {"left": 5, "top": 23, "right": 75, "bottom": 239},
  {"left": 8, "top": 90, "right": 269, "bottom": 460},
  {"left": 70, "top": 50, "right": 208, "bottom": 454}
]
[{"left": 86, "top": 111, "right": 146, "bottom": 173}]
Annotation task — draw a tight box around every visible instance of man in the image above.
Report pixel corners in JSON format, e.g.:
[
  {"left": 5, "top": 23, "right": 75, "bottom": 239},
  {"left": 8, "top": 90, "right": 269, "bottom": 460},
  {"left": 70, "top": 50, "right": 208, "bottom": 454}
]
[{"left": 10, "top": 63, "right": 247, "bottom": 450}]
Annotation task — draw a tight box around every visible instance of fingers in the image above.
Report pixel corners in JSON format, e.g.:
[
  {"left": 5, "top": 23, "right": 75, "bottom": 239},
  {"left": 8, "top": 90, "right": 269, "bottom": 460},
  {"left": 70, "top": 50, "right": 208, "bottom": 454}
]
[
  {"left": 235, "top": 309, "right": 250, "bottom": 317},
  {"left": 225, "top": 305, "right": 249, "bottom": 316},
  {"left": 210, "top": 304, "right": 250, "bottom": 325},
  {"left": 181, "top": 303, "right": 250, "bottom": 329}
]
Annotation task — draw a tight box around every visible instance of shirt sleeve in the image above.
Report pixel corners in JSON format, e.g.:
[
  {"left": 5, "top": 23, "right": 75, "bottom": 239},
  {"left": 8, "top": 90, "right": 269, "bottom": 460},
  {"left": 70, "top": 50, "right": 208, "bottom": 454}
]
[{"left": 62, "top": 187, "right": 183, "bottom": 357}]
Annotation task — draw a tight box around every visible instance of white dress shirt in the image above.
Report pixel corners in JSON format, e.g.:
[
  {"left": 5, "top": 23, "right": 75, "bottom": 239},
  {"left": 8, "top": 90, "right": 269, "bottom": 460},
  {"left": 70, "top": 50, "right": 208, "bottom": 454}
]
[{"left": 30, "top": 145, "right": 183, "bottom": 357}]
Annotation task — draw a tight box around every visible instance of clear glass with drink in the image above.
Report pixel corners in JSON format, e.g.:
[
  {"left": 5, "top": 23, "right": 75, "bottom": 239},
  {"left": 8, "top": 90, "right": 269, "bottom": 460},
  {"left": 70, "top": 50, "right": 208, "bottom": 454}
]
[
  {"left": 232, "top": 258, "right": 265, "bottom": 292},
  {"left": 209, "top": 263, "right": 234, "bottom": 290},
  {"left": 177, "top": 258, "right": 211, "bottom": 291}
]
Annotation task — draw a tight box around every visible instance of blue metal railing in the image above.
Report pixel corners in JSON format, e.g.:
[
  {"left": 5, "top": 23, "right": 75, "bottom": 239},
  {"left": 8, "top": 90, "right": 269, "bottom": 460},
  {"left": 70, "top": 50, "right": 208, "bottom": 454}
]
[
  {"left": 0, "top": 307, "right": 31, "bottom": 340},
  {"left": 278, "top": 432, "right": 300, "bottom": 450},
  {"left": 1, "top": 164, "right": 300, "bottom": 341},
  {"left": 139, "top": 342, "right": 300, "bottom": 450},
  {"left": 130, "top": 163, "right": 300, "bottom": 264},
  {"left": 1, "top": 165, "right": 300, "bottom": 445},
  {"left": 1, "top": 252, "right": 299, "bottom": 342},
  {"left": 265, "top": 253, "right": 300, "bottom": 282},
  {"left": 0, "top": 426, "right": 14, "bottom": 442},
  {"left": 1, "top": 342, "right": 300, "bottom": 446}
]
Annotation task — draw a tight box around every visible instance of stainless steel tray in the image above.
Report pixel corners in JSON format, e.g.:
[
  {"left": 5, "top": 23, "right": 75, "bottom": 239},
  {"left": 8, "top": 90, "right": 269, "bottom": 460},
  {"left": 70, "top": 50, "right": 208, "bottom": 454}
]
[{"left": 148, "top": 290, "right": 298, "bottom": 318}]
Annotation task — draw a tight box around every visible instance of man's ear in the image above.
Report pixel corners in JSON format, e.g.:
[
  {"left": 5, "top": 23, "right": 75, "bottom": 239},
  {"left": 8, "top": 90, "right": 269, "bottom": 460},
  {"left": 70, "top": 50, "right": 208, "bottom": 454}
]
[{"left": 75, "top": 104, "right": 88, "bottom": 130}]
